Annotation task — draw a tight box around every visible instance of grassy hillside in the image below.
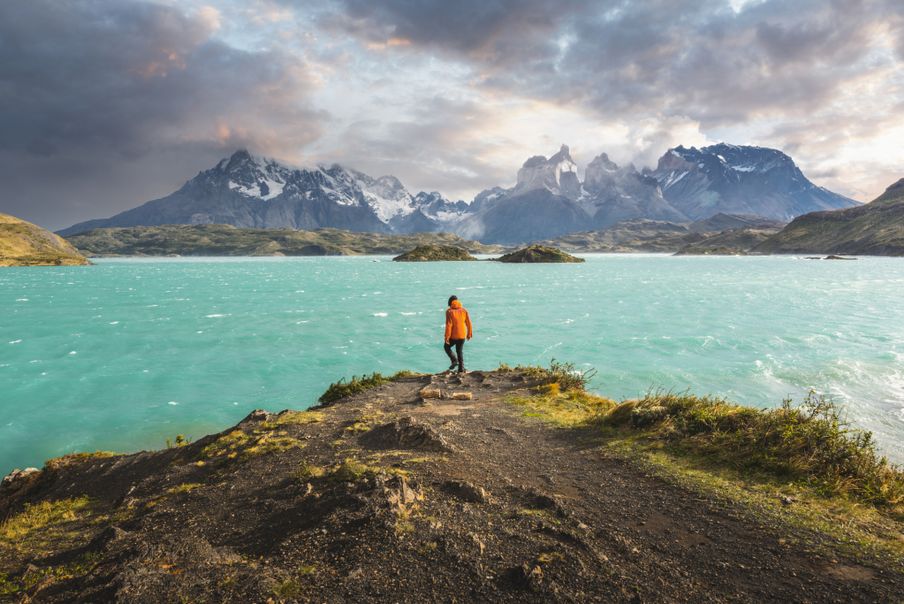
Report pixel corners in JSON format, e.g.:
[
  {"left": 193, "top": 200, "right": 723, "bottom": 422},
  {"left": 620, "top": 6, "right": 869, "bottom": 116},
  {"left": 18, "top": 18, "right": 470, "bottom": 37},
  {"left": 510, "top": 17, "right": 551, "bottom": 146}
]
[
  {"left": 755, "top": 179, "right": 904, "bottom": 256},
  {"left": 66, "top": 224, "right": 503, "bottom": 257},
  {"left": 675, "top": 227, "right": 782, "bottom": 255},
  {"left": 0, "top": 214, "right": 90, "bottom": 267}
]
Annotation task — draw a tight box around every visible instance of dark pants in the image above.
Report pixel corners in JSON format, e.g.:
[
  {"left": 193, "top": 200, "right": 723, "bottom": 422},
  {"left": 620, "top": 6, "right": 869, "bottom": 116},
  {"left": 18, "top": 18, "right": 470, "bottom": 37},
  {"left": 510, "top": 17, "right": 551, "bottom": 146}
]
[{"left": 444, "top": 339, "right": 465, "bottom": 370}]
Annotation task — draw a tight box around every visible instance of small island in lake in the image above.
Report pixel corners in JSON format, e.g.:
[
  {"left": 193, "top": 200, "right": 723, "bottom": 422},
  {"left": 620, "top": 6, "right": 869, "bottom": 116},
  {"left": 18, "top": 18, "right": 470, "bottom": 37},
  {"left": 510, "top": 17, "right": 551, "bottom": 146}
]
[
  {"left": 495, "top": 245, "right": 584, "bottom": 263},
  {"left": 0, "top": 213, "right": 90, "bottom": 267},
  {"left": 392, "top": 245, "right": 478, "bottom": 262}
]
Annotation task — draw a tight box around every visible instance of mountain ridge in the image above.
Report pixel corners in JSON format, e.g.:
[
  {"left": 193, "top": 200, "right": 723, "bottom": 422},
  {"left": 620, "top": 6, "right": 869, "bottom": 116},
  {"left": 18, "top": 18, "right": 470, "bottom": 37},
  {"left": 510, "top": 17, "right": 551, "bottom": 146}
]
[{"left": 60, "top": 144, "right": 857, "bottom": 244}]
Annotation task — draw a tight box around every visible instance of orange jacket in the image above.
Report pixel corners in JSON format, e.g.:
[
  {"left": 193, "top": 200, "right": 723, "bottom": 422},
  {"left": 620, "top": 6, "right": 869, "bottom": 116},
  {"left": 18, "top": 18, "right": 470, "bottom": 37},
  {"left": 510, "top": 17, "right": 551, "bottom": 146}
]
[{"left": 445, "top": 300, "right": 473, "bottom": 342}]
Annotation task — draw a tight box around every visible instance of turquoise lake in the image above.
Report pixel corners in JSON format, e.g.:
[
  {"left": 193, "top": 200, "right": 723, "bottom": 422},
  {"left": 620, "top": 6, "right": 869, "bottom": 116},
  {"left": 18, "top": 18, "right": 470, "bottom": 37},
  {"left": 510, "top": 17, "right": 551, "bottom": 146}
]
[{"left": 2, "top": 255, "right": 904, "bottom": 473}]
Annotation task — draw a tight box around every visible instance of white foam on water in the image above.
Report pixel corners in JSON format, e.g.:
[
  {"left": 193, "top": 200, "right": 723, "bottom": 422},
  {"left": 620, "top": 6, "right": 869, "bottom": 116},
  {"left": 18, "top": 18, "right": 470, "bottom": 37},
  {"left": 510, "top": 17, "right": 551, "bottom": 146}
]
[
  {"left": 400, "top": 312, "right": 418, "bottom": 316},
  {"left": 15, "top": 298, "right": 28, "bottom": 302},
  {"left": 373, "top": 312, "right": 388, "bottom": 317},
  {"left": 68, "top": 351, "right": 77, "bottom": 355},
  {"left": 205, "top": 314, "right": 228, "bottom": 318},
  {"left": 109, "top": 321, "right": 119, "bottom": 325},
  {"left": 167, "top": 401, "right": 179, "bottom": 406},
  {"left": 8, "top": 339, "right": 22, "bottom": 345}
]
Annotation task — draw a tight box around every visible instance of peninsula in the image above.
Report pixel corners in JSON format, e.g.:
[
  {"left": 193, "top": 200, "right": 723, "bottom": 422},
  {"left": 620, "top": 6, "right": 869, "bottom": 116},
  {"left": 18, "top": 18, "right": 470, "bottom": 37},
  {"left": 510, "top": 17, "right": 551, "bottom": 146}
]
[{"left": 1, "top": 367, "right": 900, "bottom": 602}]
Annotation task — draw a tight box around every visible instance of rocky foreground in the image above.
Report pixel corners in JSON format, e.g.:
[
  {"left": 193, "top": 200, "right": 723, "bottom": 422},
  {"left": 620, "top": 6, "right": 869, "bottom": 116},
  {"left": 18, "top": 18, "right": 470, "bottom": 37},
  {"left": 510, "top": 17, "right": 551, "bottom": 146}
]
[{"left": 1, "top": 370, "right": 902, "bottom": 602}]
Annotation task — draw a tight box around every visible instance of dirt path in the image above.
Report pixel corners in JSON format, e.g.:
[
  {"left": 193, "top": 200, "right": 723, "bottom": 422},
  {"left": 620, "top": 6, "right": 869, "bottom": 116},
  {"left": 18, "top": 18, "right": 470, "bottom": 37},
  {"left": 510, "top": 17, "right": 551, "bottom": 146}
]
[{"left": 1, "top": 369, "right": 901, "bottom": 602}]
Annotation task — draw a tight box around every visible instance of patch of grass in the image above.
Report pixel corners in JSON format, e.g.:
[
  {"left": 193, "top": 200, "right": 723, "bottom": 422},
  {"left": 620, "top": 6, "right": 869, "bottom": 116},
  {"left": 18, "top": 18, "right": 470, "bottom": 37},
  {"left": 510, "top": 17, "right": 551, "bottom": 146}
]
[
  {"left": 0, "top": 497, "right": 92, "bottom": 542},
  {"left": 602, "top": 390, "right": 904, "bottom": 508},
  {"left": 507, "top": 389, "right": 615, "bottom": 428},
  {"left": 0, "top": 497, "right": 108, "bottom": 563},
  {"left": 44, "top": 451, "right": 117, "bottom": 470},
  {"left": 294, "top": 462, "right": 326, "bottom": 480},
  {"left": 318, "top": 370, "right": 419, "bottom": 404},
  {"left": 244, "top": 433, "right": 305, "bottom": 456},
  {"left": 201, "top": 429, "right": 303, "bottom": 460},
  {"left": 263, "top": 410, "right": 325, "bottom": 428},
  {"left": 330, "top": 458, "right": 376, "bottom": 482},
  {"left": 166, "top": 483, "right": 202, "bottom": 495},
  {"left": 201, "top": 430, "right": 252, "bottom": 459},
  {"left": 0, "top": 553, "right": 101, "bottom": 597}
]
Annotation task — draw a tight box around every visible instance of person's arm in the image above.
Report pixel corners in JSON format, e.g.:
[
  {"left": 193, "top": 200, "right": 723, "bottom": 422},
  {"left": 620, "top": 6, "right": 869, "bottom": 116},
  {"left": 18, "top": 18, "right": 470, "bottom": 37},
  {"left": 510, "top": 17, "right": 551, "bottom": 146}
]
[
  {"left": 444, "top": 309, "right": 453, "bottom": 343},
  {"left": 465, "top": 311, "right": 473, "bottom": 340}
]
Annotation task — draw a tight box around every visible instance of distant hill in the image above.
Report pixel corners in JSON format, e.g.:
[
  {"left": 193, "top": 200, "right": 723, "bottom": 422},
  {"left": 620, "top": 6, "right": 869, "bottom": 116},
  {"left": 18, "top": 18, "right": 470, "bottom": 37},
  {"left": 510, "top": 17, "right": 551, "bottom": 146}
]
[
  {"left": 538, "top": 220, "right": 704, "bottom": 253},
  {"left": 0, "top": 213, "right": 89, "bottom": 266},
  {"left": 66, "top": 224, "right": 502, "bottom": 257},
  {"left": 755, "top": 178, "right": 904, "bottom": 256},
  {"left": 675, "top": 228, "right": 782, "bottom": 256},
  {"left": 687, "top": 213, "right": 786, "bottom": 233}
]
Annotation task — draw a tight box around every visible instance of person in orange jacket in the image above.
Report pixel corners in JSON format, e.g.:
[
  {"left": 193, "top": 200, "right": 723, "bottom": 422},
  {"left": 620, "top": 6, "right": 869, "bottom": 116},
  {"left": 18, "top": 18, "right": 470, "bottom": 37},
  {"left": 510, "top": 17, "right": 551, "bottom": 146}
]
[{"left": 444, "top": 295, "right": 473, "bottom": 373}]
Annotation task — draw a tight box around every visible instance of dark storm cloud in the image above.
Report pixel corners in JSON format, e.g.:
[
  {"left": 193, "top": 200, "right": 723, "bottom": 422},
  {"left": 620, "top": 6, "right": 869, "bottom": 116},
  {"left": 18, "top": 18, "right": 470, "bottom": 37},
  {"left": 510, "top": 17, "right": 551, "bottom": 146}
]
[
  {"left": 326, "top": 0, "right": 900, "bottom": 126},
  {"left": 0, "top": 0, "right": 322, "bottom": 230}
]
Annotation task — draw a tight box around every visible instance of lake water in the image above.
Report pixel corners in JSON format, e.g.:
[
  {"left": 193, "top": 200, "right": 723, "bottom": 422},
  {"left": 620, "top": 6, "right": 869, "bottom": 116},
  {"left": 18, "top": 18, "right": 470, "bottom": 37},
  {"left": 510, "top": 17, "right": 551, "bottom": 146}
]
[{"left": 2, "top": 255, "right": 903, "bottom": 473}]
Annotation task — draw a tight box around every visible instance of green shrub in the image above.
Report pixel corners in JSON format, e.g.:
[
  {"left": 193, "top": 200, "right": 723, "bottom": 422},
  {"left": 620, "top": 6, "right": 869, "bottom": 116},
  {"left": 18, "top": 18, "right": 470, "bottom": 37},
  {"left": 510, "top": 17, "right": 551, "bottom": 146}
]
[
  {"left": 318, "top": 370, "right": 415, "bottom": 404},
  {"left": 604, "top": 390, "right": 903, "bottom": 506},
  {"left": 512, "top": 360, "right": 597, "bottom": 391}
]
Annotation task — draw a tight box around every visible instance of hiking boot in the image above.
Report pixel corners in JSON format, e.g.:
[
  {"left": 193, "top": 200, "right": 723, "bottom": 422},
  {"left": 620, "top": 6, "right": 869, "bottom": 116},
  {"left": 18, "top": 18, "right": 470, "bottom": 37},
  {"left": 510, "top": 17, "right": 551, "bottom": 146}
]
[
  {"left": 446, "top": 363, "right": 457, "bottom": 373},
  {"left": 457, "top": 367, "right": 467, "bottom": 374}
]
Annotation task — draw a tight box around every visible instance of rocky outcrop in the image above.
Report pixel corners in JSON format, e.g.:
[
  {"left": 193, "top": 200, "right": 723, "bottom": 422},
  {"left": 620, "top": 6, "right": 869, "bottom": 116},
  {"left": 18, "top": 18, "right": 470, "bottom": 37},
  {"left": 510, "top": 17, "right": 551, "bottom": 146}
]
[
  {"left": 495, "top": 245, "right": 584, "bottom": 263},
  {"left": 392, "top": 245, "right": 477, "bottom": 262}
]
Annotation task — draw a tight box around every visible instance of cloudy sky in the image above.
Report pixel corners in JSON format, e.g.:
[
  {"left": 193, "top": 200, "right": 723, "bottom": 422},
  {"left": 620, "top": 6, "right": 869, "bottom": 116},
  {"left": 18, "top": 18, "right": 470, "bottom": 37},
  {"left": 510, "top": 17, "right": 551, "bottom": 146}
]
[{"left": 1, "top": 0, "right": 902, "bottom": 230}]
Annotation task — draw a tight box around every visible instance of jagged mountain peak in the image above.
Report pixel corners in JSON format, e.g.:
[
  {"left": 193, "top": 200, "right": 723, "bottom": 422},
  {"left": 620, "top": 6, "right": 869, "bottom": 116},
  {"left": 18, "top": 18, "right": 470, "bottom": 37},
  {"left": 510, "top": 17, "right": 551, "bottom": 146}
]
[{"left": 514, "top": 144, "right": 580, "bottom": 199}]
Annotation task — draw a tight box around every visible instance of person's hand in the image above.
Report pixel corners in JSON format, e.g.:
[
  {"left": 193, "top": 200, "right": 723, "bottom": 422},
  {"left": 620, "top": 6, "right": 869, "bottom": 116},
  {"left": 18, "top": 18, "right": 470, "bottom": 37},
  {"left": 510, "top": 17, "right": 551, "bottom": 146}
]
[
  {"left": 467, "top": 335, "right": 472, "bottom": 340},
  {"left": 444, "top": 340, "right": 450, "bottom": 345}
]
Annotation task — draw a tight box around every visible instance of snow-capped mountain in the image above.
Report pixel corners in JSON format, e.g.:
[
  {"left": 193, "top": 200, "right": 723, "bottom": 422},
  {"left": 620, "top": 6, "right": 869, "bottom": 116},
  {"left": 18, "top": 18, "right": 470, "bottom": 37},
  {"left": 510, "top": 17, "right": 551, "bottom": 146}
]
[
  {"left": 60, "top": 151, "right": 468, "bottom": 236},
  {"left": 453, "top": 146, "right": 685, "bottom": 243},
  {"left": 648, "top": 143, "right": 857, "bottom": 221},
  {"left": 59, "top": 144, "right": 859, "bottom": 244}
]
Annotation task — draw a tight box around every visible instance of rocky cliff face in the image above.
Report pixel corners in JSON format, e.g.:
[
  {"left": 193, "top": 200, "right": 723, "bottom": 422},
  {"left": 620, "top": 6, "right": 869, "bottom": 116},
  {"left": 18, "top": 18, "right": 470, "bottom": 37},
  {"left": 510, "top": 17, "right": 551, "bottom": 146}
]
[{"left": 648, "top": 143, "right": 858, "bottom": 221}]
